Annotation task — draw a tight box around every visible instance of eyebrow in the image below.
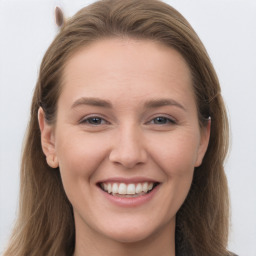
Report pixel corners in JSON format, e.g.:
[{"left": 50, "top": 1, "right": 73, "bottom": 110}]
[
  {"left": 144, "top": 98, "right": 187, "bottom": 111},
  {"left": 71, "top": 97, "right": 113, "bottom": 109},
  {"left": 71, "top": 97, "right": 186, "bottom": 111}
]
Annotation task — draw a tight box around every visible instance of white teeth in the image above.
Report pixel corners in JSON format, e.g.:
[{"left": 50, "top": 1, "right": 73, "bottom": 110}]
[
  {"left": 112, "top": 183, "right": 119, "bottom": 194},
  {"left": 118, "top": 183, "right": 126, "bottom": 194},
  {"left": 135, "top": 183, "right": 142, "bottom": 193},
  {"left": 142, "top": 182, "right": 148, "bottom": 192},
  {"left": 107, "top": 183, "right": 112, "bottom": 193},
  {"left": 100, "top": 182, "right": 155, "bottom": 196},
  {"left": 127, "top": 184, "right": 136, "bottom": 194}
]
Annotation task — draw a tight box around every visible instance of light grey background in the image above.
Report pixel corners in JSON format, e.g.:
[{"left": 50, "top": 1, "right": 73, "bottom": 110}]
[{"left": 0, "top": 0, "right": 255, "bottom": 255}]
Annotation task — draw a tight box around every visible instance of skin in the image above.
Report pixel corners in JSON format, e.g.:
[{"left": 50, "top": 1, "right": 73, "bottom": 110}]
[{"left": 39, "top": 38, "right": 210, "bottom": 256}]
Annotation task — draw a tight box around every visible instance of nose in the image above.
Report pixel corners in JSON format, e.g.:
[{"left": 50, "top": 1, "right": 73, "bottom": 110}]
[{"left": 109, "top": 125, "right": 148, "bottom": 169}]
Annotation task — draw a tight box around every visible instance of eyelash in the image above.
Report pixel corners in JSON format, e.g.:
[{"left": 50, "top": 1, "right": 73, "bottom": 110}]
[
  {"left": 148, "top": 116, "right": 176, "bottom": 125},
  {"left": 79, "top": 115, "right": 176, "bottom": 126},
  {"left": 79, "top": 116, "right": 109, "bottom": 126}
]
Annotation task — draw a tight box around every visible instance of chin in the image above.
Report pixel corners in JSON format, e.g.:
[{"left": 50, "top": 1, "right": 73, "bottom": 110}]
[
  {"left": 107, "top": 229, "right": 153, "bottom": 244},
  {"left": 100, "top": 218, "right": 167, "bottom": 244}
]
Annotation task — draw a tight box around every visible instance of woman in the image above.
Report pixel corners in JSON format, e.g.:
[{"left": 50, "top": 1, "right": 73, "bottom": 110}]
[{"left": 3, "top": 0, "right": 235, "bottom": 255}]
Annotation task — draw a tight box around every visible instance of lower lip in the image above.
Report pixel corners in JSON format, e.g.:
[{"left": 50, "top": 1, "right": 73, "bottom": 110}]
[{"left": 99, "top": 185, "right": 160, "bottom": 208}]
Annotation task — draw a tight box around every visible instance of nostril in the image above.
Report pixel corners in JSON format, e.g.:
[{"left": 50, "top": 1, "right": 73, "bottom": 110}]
[
  {"left": 110, "top": 157, "right": 145, "bottom": 169},
  {"left": 109, "top": 148, "right": 147, "bottom": 169}
]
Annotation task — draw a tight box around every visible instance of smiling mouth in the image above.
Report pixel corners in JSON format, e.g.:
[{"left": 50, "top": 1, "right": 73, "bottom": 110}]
[{"left": 98, "top": 182, "right": 160, "bottom": 198}]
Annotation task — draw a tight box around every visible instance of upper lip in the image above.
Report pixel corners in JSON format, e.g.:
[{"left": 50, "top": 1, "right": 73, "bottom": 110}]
[{"left": 97, "top": 177, "right": 160, "bottom": 184}]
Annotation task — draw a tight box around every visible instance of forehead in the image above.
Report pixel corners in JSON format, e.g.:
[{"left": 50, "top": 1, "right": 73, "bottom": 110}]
[
  {"left": 60, "top": 38, "right": 194, "bottom": 108},
  {"left": 63, "top": 38, "right": 191, "bottom": 81}
]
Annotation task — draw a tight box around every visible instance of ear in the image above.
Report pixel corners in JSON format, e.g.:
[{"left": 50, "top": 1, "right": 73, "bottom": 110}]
[
  {"left": 38, "top": 107, "right": 59, "bottom": 168},
  {"left": 194, "top": 119, "right": 211, "bottom": 167}
]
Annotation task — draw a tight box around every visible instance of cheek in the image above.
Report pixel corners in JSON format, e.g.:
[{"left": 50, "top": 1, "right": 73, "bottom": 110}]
[
  {"left": 55, "top": 131, "right": 109, "bottom": 181},
  {"left": 151, "top": 135, "right": 198, "bottom": 218},
  {"left": 54, "top": 132, "right": 109, "bottom": 209},
  {"left": 149, "top": 131, "right": 200, "bottom": 176}
]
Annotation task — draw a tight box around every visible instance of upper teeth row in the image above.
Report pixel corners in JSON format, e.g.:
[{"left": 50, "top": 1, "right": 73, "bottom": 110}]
[{"left": 101, "top": 182, "right": 154, "bottom": 195}]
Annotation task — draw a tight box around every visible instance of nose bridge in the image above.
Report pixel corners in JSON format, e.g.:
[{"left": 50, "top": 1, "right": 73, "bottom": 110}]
[{"left": 109, "top": 122, "right": 147, "bottom": 168}]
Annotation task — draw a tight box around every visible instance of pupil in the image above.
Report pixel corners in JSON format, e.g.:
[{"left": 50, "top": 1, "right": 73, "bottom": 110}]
[
  {"left": 155, "top": 117, "right": 166, "bottom": 124},
  {"left": 90, "top": 118, "right": 101, "bottom": 124}
]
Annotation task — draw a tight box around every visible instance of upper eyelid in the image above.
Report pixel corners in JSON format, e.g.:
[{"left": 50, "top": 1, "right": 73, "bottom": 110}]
[
  {"left": 78, "top": 113, "right": 177, "bottom": 124},
  {"left": 149, "top": 118, "right": 176, "bottom": 125},
  {"left": 146, "top": 114, "right": 177, "bottom": 123},
  {"left": 79, "top": 115, "right": 109, "bottom": 124}
]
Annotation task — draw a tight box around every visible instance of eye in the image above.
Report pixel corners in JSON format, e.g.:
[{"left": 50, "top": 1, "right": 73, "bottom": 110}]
[
  {"left": 150, "top": 116, "right": 176, "bottom": 125},
  {"left": 80, "top": 116, "right": 108, "bottom": 126}
]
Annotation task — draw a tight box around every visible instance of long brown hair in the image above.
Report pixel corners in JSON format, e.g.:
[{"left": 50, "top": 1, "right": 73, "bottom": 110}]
[{"left": 3, "top": 1, "right": 231, "bottom": 255}]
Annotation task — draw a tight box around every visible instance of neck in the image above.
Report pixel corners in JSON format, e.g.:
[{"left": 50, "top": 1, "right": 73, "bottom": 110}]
[{"left": 73, "top": 218, "right": 176, "bottom": 256}]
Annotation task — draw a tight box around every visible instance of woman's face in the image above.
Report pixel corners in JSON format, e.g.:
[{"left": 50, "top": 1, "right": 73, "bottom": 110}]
[{"left": 40, "top": 38, "right": 210, "bottom": 244}]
